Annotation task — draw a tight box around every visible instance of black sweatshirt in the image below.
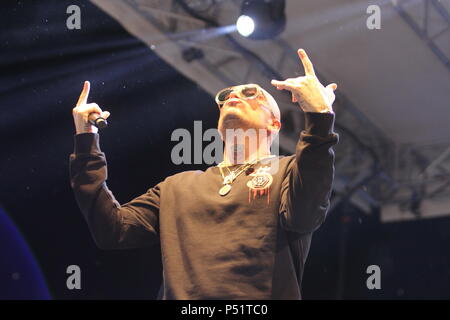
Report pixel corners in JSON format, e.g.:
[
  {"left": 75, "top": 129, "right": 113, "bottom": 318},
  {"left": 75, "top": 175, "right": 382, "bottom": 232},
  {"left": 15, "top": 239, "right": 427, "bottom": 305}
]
[{"left": 69, "top": 112, "right": 339, "bottom": 299}]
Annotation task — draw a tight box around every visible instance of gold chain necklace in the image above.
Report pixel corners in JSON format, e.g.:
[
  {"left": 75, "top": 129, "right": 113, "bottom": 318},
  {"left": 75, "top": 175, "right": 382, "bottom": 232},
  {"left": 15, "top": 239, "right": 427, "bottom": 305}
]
[{"left": 217, "top": 155, "right": 276, "bottom": 196}]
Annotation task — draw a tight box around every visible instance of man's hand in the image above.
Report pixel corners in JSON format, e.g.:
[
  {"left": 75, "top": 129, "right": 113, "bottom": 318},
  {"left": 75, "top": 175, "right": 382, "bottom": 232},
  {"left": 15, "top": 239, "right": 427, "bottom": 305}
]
[
  {"left": 72, "top": 81, "right": 110, "bottom": 134},
  {"left": 271, "top": 49, "right": 337, "bottom": 113}
]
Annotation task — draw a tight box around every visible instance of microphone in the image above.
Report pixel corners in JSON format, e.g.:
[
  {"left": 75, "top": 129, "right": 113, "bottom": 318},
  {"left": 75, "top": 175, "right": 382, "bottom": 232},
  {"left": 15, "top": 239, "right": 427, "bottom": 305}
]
[{"left": 88, "top": 113, "right": 108, "bottom": 129}]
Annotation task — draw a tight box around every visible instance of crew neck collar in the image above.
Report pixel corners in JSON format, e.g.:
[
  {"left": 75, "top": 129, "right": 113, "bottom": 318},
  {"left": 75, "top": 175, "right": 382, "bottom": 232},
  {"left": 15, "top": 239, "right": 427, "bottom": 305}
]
[{"left": 217, "top": 155, "right": 276, "bottom": 168}]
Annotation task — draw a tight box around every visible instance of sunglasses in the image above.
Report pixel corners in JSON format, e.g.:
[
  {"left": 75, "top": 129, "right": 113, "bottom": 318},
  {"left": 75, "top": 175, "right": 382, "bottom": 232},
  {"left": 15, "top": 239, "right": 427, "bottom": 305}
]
[
  {"left": 215, "top": 84, "right": 264, "bottom": 107},
  {"left": 215, "top": 84, "right": 277, "bottom": 119}
]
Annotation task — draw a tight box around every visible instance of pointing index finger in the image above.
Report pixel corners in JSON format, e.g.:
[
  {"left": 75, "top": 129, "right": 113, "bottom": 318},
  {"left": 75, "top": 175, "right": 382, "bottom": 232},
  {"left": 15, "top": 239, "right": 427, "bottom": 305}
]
[
  {"left": 76, "top": 81, "right": 90, "bottom": 106},
  {"left": 271, "top": 79, "right": 296, "bottom": 91},
  {"left": 298, "top": 49, "right": 316, "bottom": 77}
]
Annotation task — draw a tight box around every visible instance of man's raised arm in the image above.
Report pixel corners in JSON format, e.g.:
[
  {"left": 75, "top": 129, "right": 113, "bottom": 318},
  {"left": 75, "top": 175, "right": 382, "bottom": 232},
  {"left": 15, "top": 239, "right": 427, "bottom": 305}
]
[
  {"left": 272, "top": 49, "right": 339, "bottom": 234},
  {"left": 70, "top": 81, "right": 161, "bottom": 249}
]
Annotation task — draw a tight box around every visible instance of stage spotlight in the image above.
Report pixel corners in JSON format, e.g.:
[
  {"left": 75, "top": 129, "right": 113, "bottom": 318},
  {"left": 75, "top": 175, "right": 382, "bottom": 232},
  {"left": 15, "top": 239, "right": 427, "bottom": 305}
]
[
  {"left": 236, "top": 15, "right": 255, "bottom": 37},
  {"left": 236, "top": 0, "right": 286, "bottom": 40}
]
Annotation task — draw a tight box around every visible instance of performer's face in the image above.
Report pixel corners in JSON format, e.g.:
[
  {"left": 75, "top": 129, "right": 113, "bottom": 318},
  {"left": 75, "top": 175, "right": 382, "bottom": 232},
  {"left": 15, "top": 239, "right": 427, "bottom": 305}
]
[{"left": 216, "top": 84, "right": 280, "bottom": 140}]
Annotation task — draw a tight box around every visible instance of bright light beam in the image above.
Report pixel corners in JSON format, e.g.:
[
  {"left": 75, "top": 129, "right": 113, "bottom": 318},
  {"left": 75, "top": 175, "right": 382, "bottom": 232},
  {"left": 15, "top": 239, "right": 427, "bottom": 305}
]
[{"left": 236, "top": 15, "right": 255, "bottom": 37}]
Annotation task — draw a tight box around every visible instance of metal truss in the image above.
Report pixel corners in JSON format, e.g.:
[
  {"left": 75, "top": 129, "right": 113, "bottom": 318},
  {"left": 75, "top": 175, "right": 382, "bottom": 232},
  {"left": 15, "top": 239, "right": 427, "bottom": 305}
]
[
  {"left": 92, "top": 0, "right": 450, "bottom": 220},
  {"left": 380, "top": 141, "right": 450, "bottom": 218},
  {"left": 392, "top": 0, "right": 450, "bottom": 71}
]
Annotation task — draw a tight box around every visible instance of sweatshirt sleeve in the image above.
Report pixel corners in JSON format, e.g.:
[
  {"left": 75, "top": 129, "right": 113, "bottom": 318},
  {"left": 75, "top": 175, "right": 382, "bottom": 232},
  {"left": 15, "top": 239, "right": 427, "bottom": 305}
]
[
  {"left": 69, "top": 133, "right": 161, "bottom": 250},
  {"left": 279, "top": 112, "right": 339, "bottom": 234}
]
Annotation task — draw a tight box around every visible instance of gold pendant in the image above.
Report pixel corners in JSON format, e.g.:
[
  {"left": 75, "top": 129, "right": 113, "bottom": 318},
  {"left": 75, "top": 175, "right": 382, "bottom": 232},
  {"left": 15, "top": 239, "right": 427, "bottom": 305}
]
[{"left": 219, "top": 184, "right": 232, "bottom": 196}]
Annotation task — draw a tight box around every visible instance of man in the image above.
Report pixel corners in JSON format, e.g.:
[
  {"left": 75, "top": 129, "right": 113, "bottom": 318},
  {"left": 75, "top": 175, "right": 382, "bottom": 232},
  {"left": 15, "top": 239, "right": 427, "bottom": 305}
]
[{"left": 70, "top": 48, "right": 339, "bottom": 299}]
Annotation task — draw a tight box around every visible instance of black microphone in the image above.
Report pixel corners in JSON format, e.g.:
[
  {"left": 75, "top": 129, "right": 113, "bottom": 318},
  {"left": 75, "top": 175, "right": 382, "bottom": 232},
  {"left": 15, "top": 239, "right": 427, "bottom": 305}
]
[{"left": 88, "top": 113, "right": 108, "bottom": 129}]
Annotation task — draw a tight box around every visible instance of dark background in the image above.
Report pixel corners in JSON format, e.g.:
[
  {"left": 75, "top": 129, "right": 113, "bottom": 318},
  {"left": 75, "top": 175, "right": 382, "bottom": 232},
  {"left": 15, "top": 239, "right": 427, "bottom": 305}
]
[{"left": 1, "top": 0, "right": 449, "bottom": 299}]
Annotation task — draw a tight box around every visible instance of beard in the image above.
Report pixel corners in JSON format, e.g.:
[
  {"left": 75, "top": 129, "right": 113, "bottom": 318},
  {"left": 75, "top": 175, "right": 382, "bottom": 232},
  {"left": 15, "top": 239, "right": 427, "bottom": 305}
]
[
  {"left": 219, "top": 108, "right": 254, "bottom": 131},
  {"left": 219, "top": 113, "right": 269, "bottom": 150},
  {"left": 219, "top": 112, "right": 252, "bottom": 142},
  {"left": 222, "top": 113, "right": 245, "bottom": 128}
]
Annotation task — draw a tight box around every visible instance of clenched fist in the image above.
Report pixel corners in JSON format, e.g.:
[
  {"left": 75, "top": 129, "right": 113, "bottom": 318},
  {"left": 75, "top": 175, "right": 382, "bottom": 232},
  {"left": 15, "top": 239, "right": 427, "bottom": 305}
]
[
  {"left": 72, "top": 81, "right": 110, "bottom": 134},
  {"left": 271, "top": 49, "right": 337, "bottom": 114}
]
